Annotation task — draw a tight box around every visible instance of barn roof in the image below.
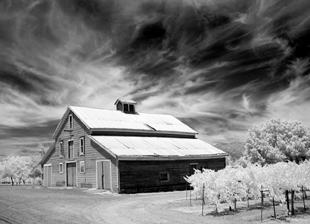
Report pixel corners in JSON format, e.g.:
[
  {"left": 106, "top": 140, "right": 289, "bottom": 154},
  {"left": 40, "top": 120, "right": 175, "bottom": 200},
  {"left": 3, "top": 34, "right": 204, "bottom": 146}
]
[
  {"left": 90, "top": 136, "right": 227, "bottom": 160},
  {"left": 53, "top": 106, "right": 197, "bottom": 138},
  {"left": 39, "top": 142, "right": 55, "bottom": 165}
]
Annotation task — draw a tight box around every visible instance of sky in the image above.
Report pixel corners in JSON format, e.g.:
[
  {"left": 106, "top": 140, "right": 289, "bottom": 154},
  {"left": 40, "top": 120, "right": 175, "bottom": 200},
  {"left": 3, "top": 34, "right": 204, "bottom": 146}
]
[{"left": 1, "top": 0, "right": 310, "bottom": 157}]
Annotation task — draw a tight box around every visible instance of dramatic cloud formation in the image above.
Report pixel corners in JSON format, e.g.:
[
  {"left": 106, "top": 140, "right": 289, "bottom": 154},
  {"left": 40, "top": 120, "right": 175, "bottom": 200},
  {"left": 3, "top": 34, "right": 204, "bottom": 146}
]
[{"left": 0, "top": 0, "right": 310, "bottom": 156}]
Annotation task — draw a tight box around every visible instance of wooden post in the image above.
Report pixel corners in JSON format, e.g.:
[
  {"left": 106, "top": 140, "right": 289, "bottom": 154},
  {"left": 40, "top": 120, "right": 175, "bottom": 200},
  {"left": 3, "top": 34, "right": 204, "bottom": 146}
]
[
  {"left": 260, "top": 187, "right": 264, "bottom": 222},
  {"left": 272, "top": 197, "right": 276, "bottom": 219},
  {"left": 189, "top": 187, "right": 192, "bottom": 206},
  {"left": 201, "top": 184, "right": 205, "bottom": 216},
  {"left": 186, "top": 184, "right": 188, "bottom": 200},
  {"left": 285, "top": 190, "right": 290, "bottom": 215},
  {"left": 234, "top": 198, "right": 237, "bottom": 211},
  {"left": 302, "top": 186, "right": 306, "bottom": 211},
  {"left": 202, "top": 184, "right": 205, "bottom": 205},
  {"left": 291, "top": 190, "right": 295, "bottom": 216},
  {"left": 247, "top": 195, "right": 250, "bottom": 209}
]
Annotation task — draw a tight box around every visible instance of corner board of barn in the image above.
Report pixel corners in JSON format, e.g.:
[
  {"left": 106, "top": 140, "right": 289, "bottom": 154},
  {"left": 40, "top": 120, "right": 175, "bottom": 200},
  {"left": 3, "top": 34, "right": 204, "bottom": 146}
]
[{"left": 40, "top": 98, "right": 228, "bottom": 193}]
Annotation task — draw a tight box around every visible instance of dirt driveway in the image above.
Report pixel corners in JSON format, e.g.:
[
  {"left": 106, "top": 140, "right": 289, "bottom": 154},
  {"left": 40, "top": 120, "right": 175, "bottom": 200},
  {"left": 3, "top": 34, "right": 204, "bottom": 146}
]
[{"left": 0, "top": 186, "right": 309, "bottom": 224}]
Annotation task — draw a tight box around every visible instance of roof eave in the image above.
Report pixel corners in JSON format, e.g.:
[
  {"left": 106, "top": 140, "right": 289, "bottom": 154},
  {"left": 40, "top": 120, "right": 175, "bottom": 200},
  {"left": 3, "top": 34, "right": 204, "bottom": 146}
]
[
  {"left": 90, "top": 128, "right": 198, "bottom": 136},
  {"left": 88, "top": 135, "right": 117, "bottom": 159},
  {"left": 118, "top": 153, "right": 228, "bottom": 161},
  {"left": 39, "top": 142, "right": 56, "bottom": 165}
]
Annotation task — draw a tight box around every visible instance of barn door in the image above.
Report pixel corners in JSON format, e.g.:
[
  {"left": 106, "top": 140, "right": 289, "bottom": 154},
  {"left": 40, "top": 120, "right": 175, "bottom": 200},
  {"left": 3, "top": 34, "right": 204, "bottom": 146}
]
[
  {"left": 66, "top": 162, "right": 76, "bottom": 187},
  {"left": 96, "top": 161, "right": 111, "bottom": 190},
  {"left": 44, "top": 165, "right": 52, "bottom": 187}
]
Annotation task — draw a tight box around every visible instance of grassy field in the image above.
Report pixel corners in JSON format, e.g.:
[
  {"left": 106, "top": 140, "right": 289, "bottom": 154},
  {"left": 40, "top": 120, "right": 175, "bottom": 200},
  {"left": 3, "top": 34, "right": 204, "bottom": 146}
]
[{"left": 0, "top": 186, "right": 309, "bottom": 224}]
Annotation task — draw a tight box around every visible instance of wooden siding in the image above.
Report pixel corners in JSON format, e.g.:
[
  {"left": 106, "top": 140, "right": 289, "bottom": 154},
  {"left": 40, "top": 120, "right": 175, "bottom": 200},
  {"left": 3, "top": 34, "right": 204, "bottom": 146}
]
[
  {"left": 119, "top": 158, "right": 226, "bottom": 193},
  {"left": 43, "top": 112, "right": 119, "bottom": 192}
]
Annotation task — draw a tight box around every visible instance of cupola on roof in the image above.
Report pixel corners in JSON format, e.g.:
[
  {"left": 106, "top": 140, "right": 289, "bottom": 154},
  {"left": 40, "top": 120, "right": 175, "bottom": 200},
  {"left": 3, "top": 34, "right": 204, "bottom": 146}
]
[{"left": 114, "top": 98, "right": 137, "bottom": 114}]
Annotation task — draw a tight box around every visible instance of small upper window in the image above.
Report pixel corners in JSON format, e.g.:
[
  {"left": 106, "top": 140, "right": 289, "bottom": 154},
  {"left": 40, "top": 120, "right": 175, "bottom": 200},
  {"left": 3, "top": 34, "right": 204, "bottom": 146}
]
[
  {"left": 79, "top": 137, "right": 85, "bottom": 156},
  {"left": 124, "top": 104, "right": 129, "bottom": 112},
  {"left": 69, "top": 114, "right": 73, "bottom": 129},
  {"left": 159, "top": 172, "right": 169, "bottom": 182},
  {"left": 80, "top": 161, "right": 85, "bottom": 173},
  {"left": 59, "top": 141, "right": 64, "bottom": 157},
  {"left": 114, "top": 99, "right": 137, "bottom": 114},
  {"left": 59, "top": 163, "right": 63, "bottom": 173},
  {"left": 129, "top": 104, "right": 135, "bottom": 113}
]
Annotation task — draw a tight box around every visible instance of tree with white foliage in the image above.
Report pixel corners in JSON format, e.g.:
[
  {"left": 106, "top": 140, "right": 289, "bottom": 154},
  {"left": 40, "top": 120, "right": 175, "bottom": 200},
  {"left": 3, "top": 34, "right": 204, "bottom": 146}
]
[
  {"left": 1, "top": 156, "right": 39, "bottom": 185},
  {"left": 185, "top": 161, "right": 310, "bottom": 216},
  {"left": 243, "top": 120, "right": 310, "bottom": 165}
]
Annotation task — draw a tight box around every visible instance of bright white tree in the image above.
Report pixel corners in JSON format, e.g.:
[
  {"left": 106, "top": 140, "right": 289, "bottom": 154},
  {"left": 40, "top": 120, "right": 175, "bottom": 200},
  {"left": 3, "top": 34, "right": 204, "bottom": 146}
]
[
  {"left": 1, "top": 156, "right": 39, "bottom": 185},
  {"left": 243, "top": 120, "right": 310, "bottom": 165},
  {"left": 185, "top": 161, "right": 310, "bottom": 214}
]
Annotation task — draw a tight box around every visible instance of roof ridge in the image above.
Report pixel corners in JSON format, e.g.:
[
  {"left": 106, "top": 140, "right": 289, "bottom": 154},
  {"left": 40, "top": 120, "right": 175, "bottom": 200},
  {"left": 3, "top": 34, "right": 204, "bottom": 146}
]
[{"left": 69, "top": 105, "right": 177, "bottom": 117}]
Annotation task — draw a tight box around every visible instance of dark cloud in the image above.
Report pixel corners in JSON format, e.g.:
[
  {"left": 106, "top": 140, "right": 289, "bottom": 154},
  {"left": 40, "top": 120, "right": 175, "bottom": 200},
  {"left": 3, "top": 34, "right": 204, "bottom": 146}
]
[
  {"left": 0, "top": 0, "right": 310, "bottom": 156},
  {"left": 0, "top": 120, "right": 58, "bottom": 140}
]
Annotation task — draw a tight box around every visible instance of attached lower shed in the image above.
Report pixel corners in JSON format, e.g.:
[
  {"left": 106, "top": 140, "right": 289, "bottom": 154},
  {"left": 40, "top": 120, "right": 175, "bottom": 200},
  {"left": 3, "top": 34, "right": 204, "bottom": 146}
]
[
  {"left": 40, "top": 103, "right": 227, "bottom": 193},
  {"left": 118, "top": 158, "right": 225, "bottom": 193},
  {"left": 91, "top": 136, "right": 227, "bottom": 193}
]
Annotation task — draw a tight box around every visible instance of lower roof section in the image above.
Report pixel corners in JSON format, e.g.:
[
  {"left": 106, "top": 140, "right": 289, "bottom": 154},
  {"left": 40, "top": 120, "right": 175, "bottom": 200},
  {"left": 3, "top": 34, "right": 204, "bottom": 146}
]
[{"left": 90, "top": 136, "right": 227, "bottom": 160}]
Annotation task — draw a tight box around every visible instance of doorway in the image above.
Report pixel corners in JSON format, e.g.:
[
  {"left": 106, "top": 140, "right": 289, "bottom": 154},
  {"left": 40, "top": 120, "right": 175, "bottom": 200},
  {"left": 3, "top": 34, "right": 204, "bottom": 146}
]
[
  {"left": 44, "top": 164, "right": 52, "bottom": 187},
  {"left": 96, "top": 160, "right": 112, "bottom": 190},
  {"left": 66, "top": 162, "right": 76, "bottom": 187}
]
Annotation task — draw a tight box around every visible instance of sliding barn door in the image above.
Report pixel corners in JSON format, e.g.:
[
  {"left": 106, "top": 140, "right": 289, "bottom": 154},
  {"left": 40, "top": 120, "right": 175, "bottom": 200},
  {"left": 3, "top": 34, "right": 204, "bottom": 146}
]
[
  {"left": 44, "top": 165, "right": 52, "bottom": 187},
  {"left": 97, "top": 161, "right": 111, "bottom": 190},
  {"left": 66, "top": 163, "right": 76, "bottom": 187}
]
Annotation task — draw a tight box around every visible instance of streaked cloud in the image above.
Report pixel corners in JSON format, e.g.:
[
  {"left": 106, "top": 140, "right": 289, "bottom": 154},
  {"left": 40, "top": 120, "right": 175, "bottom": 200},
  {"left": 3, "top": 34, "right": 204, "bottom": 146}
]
[{"left": 0, "top": 0, "right": 310, "bottom": 155}]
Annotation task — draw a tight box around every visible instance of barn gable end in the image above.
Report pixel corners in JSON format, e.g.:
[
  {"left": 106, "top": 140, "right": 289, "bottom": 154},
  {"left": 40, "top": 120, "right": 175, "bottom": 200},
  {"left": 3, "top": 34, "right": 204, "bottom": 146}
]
[{"left": 41, "top": 110, "right": 119, "bottom": 190}]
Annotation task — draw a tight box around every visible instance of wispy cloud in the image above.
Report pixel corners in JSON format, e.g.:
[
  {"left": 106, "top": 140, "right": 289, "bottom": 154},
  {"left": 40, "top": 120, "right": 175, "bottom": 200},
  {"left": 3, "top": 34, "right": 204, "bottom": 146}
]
[{"left": 0, "top": 0, "right": 310, "bottom": 155}]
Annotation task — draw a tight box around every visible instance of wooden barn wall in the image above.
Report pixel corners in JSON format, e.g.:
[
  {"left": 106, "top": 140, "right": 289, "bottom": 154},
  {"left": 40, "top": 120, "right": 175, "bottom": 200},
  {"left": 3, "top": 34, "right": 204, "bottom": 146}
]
[
  {"left": 43, "top": 112, "right": 118, "bottom": 191},
  {"left": 119, "top": 158, "right": 226, "bottom": 193}
]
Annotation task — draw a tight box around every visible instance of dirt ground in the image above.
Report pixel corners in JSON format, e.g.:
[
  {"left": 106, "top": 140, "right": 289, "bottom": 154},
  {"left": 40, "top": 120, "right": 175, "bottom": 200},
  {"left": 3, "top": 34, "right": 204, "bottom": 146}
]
[{"left": 0, "top": 186, "right": 309, "bottom": 224}]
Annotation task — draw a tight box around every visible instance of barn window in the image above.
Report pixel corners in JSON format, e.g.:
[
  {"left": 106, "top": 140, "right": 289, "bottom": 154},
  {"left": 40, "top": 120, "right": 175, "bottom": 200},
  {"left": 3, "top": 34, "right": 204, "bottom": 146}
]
[
  {"left": 129, "top": 104, "right": 135, "bottom": 113},
  {"left": 115, "top": 99, "right": 137, "bottom": 114},
  {"left": 189, "top": 163, "right": 198, "bottom": 175},
  {"left": 69, "top": 114, "right": 73, "bottom": 129},
  {"left": 59, "top": 163, "right": 63, "bottom": 173},
  {"left": 68, "top": 140, "right": 73, "bottom": 159},
  {"left": 123, "top": 104, "right": 129, "bottom": 113},
  {"left": 79, "top": 137, "right": 85, "bottom": 156},
  {"left": 159, "top": 172, "right": 169, "bottom": 182},
  {"left": 59, "top": 140, "right": 64, "bottom": 157},
  {"left": 80, "top": 161, "right": 85, "bottom": 173}
]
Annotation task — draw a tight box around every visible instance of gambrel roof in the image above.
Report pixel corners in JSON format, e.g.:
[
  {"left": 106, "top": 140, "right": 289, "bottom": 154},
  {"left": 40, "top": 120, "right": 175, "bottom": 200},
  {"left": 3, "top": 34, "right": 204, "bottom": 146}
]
[
  {"left": 90, "top": 136, "right": 227, "bottom": 160},
  {"left": 53, "top": 106, "right": 197, "bottom": 139}
]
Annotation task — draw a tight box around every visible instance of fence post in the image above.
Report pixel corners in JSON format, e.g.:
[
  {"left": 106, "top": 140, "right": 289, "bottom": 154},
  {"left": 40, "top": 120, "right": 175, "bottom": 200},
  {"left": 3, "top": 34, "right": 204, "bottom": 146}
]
[
  {"left": 201, "top": 184, "right": 205, "bottom": 216},
  {"left": 260, "top": 186, "right": 264, "bottom": 222},
  {"left": 189, "top": 187, "right": 192, "bottom": 206},
  {"left": 202, "top": 184, "right": 205, "bottom": 205},
  {"left": 302, "top": 186, "right": 306, "bottom": 211},
  {"left": 186, "top": 183, "right": 188, "bottom": 200},
  {"left": 291, "top": 190, "right": 295, "bottom": 216},
  {"left": 285, "top": 190, "right": 290, "bottom": 215},
  {"left": 272, "top": 197, "right": 276, "bottom": 219}
]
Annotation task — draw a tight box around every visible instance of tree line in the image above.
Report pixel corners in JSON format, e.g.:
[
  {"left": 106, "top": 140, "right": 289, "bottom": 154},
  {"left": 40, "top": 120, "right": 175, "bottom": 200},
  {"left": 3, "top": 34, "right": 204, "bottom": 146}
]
[{"left": 0, "top": 155, "right": 42, "bottom": 185}]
